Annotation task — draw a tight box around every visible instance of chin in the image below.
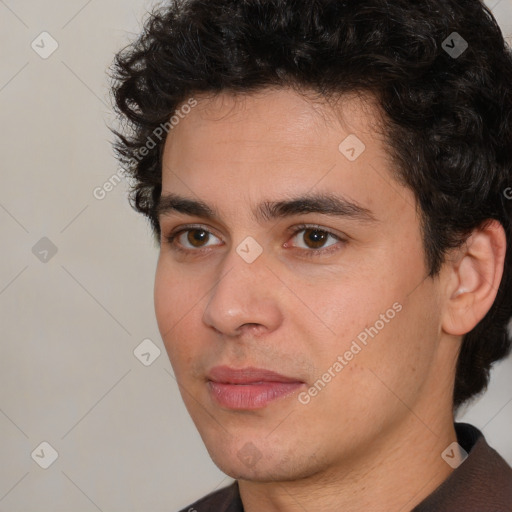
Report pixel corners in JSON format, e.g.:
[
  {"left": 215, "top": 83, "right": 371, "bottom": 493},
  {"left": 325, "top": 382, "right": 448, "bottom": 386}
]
[
  {"left": 210, "top": 457, "right": 290, "bottom": 482},
  {"left": 205, "top": 439, "right": 323, "bottom": 483}
]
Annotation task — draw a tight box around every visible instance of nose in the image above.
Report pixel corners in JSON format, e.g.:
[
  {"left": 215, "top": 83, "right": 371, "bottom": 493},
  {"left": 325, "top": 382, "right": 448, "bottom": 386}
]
[{"left": 202, "top": 246, "right": 283, "bottom": 339}]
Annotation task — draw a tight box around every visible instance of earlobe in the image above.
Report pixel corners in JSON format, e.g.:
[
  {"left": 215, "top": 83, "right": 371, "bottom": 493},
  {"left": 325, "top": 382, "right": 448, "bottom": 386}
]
[{"left": 442, "top": 220, "right": 506, "bottom": 337}]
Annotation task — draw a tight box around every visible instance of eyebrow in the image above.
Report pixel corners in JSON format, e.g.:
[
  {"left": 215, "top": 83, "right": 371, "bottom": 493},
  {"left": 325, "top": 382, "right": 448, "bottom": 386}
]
[{"left": 155, "top": 192, "right": 377, "bottom": 224}]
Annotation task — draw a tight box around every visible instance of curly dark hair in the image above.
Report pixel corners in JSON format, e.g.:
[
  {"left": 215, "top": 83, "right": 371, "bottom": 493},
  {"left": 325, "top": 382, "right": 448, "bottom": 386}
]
[{"left": 110, "top": 0, "right": 512, "bottom": 410}]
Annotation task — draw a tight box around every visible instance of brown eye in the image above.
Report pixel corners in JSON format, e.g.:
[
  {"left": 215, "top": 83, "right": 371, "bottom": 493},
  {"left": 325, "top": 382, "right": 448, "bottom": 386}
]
[
  {"left": 165, "top": 226, "right": 222, "bottom": 252},
  {"left": 186, "top": 229, "right": 210, "bottom": 247},
  {"left": 302, "top": 228, "right": 329, "bottom": 249},
  {"left": 289, "top": 227, "right": 339, "bottom": 250},
  {"left": 284, "top": 225, "right": 345, "bottom": 258}
]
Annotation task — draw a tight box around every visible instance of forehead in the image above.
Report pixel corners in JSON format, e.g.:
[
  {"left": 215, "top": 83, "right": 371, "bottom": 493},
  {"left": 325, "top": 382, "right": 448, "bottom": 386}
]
[
  {"left": 165, "top": 87, "right": 383, "bottom": 152},
  {"left": 159, "top": 87, "right": 414, "bottom": 229},
  {"left": 161, "top": 87, "right": 386, "bottom": 183}
]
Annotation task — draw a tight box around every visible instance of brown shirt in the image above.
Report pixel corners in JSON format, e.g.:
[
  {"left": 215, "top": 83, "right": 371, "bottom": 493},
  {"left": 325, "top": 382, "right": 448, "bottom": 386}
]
[{"left": 178, "top": 423, "right": 512, "bottom": 511}]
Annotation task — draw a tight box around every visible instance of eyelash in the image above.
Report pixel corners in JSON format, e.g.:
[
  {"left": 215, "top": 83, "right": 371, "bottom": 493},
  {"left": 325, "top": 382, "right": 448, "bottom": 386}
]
[{"left": 164, "top": 224, "right": 346, "bottom": 259}]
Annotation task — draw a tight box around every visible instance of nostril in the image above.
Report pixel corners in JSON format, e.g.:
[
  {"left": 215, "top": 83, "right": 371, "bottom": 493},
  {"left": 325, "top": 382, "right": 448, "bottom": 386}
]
[{"left": 238, "top": 323, "right": 266, "bottom": 337}]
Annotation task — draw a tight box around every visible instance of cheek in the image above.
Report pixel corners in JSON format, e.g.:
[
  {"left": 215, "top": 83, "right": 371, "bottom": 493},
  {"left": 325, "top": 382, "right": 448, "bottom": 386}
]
[
  {"left": 302, "top": 248, "right": 430, "bottom": 379},
  {"left": 154, "top": 263, "right": 176, "bottom": 335},
  {"left": 154, "top": 257, "right": 203, "bottom": 324},
  {"left": 154, "top": 261, "right": 202, "bottom": 362},
  {"left": 298, "top": 268, "right": 391, "bottom": 347}
]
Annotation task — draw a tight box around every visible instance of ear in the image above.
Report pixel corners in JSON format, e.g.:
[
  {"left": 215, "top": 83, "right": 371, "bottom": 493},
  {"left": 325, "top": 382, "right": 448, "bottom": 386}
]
[{"left": 442, "top": 220, "right": 507, "bottom": 336}]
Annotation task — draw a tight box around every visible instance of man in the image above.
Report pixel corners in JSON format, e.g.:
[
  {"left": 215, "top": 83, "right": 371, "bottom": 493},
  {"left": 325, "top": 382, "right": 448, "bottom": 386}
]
[{"left": 111, "top": 0, "right": 512, "bottom": 510}]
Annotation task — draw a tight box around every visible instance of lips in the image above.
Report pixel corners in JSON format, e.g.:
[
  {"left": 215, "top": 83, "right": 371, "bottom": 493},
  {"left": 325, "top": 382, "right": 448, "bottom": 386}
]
[{"left": 207, "top": 366, "right": 305, "bottom": 410}]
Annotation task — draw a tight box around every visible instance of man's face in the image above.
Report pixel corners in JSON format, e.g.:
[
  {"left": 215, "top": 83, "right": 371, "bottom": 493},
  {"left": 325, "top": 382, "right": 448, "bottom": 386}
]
[{"left": 155, "top": 88, "right": 447, "bottom": 480}]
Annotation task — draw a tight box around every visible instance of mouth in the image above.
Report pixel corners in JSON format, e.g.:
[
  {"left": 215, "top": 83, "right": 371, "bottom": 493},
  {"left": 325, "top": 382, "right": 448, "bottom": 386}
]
[{"left": 206, "top": 366, "right": 305, "bottom": 410}]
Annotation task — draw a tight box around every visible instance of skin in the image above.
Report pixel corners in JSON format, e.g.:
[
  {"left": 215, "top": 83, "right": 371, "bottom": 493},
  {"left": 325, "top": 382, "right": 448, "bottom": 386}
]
[{"left": 154, "top": 87, "right": 506, "bottom": 511}]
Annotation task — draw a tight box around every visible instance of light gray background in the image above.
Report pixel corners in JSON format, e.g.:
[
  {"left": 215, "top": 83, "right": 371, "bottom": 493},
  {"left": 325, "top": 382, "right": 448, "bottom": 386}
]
[{"left": 0, "top": 1, "right": 511, "bottom": 511}]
